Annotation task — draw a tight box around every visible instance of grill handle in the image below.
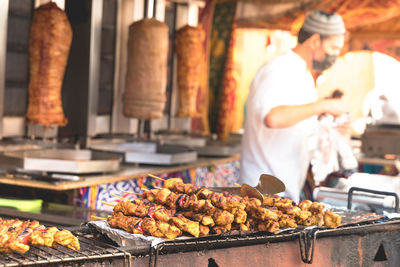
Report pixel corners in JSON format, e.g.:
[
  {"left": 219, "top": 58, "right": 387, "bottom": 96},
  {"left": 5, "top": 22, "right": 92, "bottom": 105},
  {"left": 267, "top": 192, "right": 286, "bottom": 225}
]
[{"left": 347, "top": 187, "right": 399, "bottom": 212}]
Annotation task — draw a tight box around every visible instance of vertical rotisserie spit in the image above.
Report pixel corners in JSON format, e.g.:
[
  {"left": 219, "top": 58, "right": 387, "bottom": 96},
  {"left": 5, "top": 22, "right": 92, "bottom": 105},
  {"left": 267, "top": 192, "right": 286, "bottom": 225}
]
[
  {"left": 123, "top": 18, "right": 168, "bottom": 119},
  {"left": 26, "top": 2, "right": 72, "bottom": 126},
  {"left": 175, "top": 25, "right": 204, "bottom": 118}
]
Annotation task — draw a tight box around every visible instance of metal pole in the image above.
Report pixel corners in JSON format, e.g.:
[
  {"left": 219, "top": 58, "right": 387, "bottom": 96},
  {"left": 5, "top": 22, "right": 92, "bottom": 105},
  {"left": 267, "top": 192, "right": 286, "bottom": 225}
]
[
  {"left": 86, "top": 0, "right": 103, "bottom": 145},
  {"left": 167, "top": 3, "right": 177, "bottom": 130},
  {"left": 137, "top": 119, "right": 142, "bottom": 139},
  {"left": 0, "top": 0, "right": 9, "bottom": 139},
  {"left": 143, "top": 0, "right": 148, "bottom": 18},
  {"left": 153, "top": 0, "right": 157, "bottom": 18}
]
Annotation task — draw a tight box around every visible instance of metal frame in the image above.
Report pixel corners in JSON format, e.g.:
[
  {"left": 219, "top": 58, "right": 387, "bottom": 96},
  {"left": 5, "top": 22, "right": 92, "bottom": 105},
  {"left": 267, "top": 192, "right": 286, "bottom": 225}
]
[
  {"left": 0, "top": 0, "right": 9, "bottom": 139},
  {"left": 59, "top": 0, "right": 103, "bottom": 147},
  {"left": 139, "top": 220, "right": 400, "bottom": 267},
  {"left": 87, "top": 0, "right": 103, "bottom": 140},
  {"left": 111, "top": 0, "right": 138, "bottom": 135}
]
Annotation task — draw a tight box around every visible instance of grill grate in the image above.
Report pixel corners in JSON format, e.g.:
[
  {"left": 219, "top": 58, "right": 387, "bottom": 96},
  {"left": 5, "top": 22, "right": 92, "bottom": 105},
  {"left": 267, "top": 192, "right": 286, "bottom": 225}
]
[
  {"left": 142, "top": 217, "right": 400, "bottom": 257},
  {"left": 0, "top": 228, "right": 131, "bottom": 267}
]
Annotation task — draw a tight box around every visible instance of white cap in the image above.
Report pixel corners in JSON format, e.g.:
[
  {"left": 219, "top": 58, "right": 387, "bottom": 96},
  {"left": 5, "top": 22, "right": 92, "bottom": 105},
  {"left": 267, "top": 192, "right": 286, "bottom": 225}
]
[{"left": 301, "top": 10, "right": 346, "bottom": 36}]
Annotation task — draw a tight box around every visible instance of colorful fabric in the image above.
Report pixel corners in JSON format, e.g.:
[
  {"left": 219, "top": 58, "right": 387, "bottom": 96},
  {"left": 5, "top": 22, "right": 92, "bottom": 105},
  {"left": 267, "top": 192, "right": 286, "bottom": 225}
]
[
  {"left": 208, "top": 0, "right": 237, "bottom": 134},
  {"left": 80, "top": 160, "right": 240, "bottom": 211},
  {"left": 322, "top": 0, "right": 400, "bottom": 29},
  {"left": 358, "top": 163, "right": 398, "bottom": 176},
  {"left": 260, "top": 0, "right": 400, "bottom": 32},
  {"left": 194, "top": 160, "right": 240, "bottom": 187}
]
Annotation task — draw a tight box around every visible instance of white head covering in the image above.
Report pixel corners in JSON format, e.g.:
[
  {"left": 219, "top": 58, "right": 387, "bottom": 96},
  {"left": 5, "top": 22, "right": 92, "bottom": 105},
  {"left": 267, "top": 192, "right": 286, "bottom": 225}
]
[{"left": 301, "top": 10, "right": 346, "bottom": 36}]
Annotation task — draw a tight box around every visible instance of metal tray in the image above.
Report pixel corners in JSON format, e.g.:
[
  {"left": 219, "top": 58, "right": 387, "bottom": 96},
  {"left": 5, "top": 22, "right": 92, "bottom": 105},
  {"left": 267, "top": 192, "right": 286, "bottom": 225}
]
[
  {"left": 0, "top": 149, "right": 121, "bottom": 174},
  {"left": 90, "top": 142, "right": 197, "bottom": 165},
  {"left": 90, "top": 141, "right": 158, "bottom": 153},
  {"left": 195, "top": 140, "right": 241, "bottom": 157},
  {"left": 0, "top": 138, "right": 71, "bottom": 153},
  {"left": 158, "top": 136, "right": 206, "bottom": 148}
]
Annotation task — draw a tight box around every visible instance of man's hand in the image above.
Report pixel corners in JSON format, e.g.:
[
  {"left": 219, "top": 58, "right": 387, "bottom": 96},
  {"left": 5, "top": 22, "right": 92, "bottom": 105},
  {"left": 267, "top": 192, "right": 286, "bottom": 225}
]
[
  {"left": 320, "top": 98, "right": 347, "bottom": 117},
  {"left": 264, "top": 97, "right": 349, "bottom": 128}
]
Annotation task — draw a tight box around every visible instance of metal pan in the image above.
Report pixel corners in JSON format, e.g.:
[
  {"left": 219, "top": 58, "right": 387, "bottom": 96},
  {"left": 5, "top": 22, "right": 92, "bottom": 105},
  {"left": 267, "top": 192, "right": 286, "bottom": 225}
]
[{"left": 0, "top": 149, "right": 121, "bottom": 174}]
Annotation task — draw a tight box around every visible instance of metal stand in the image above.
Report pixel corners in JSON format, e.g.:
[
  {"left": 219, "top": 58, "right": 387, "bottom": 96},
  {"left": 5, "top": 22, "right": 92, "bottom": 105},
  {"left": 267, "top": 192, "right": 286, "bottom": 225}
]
[
  {"left": 60, "top": 0, "right": 103, "bottom": 148},
  {"left": 0, "top": 0, "right": 9, "bottom": 139}
]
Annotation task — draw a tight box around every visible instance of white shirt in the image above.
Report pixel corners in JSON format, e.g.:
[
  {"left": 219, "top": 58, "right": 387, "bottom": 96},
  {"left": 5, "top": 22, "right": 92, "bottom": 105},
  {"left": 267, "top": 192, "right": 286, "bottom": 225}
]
[{"left": 240, "top": 50, "right": 317, "bottom": 202}]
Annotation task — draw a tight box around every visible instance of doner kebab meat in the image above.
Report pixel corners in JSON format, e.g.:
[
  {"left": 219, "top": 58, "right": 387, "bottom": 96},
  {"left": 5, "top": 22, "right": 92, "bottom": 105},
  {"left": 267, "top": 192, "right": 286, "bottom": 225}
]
[
  {"left": 123, "top": 18, "right": 168, "bottom": 119},
  {"left": 26, "top": 2, "right": 72, "bottom": 126},
  {"left": 175, "top": 25, "right": 204, "bottom": 117}
]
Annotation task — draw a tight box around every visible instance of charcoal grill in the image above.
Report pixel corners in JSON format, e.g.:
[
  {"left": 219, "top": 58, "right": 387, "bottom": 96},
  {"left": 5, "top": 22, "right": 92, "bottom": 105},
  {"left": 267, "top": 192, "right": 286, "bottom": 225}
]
[
  {"left": 127, "top": 217, "right": 400, "bottom": 267},
  {"left": 0, "top": 227, "right": 131, "bottom": 267},
  {"left": 3, "top": 214, "right": 400, "bottom": 266},
  {"left": 87, "top": 213, "right": 400, "bottom": 266}
]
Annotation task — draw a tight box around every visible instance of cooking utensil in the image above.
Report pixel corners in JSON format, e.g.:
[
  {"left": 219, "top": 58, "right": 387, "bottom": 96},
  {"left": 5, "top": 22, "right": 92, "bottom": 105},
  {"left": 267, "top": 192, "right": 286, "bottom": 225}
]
[
  {"left": 208, "top": 174, "right": 285, "bottom": 199},
  {"left": 256, "top": 174, "right": 286, "bottom": 195},
  {"left": 240, "top": 184, "right": 264, "bottom": 201}
]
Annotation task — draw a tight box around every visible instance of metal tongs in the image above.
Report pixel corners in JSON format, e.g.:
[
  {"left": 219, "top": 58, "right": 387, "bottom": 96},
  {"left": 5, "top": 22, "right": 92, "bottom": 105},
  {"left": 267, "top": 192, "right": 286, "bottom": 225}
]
[{"left": 209, "top": 174, "right": 286, "bottom": 201}]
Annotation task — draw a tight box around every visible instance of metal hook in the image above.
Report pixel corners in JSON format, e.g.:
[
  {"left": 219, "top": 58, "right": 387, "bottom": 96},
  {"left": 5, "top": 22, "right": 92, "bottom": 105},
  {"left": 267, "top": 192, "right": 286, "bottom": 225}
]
[{"left": 298, "top": 228, "right": 318, "bottom": 264}]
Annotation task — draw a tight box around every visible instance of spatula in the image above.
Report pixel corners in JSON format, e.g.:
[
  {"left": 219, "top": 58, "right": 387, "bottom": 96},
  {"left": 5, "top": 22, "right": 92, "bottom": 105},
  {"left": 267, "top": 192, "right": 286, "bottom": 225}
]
[{"left": 255, "top": 174, "right": 286, "bottom": 195}]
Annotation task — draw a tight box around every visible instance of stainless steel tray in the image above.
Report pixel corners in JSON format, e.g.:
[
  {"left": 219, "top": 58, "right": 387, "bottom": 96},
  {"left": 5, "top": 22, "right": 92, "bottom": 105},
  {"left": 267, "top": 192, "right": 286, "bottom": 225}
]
[
  {"left": 0, "top": 138, "right": 71, "bottom": 153},
  {"left": 195, "top": 140, "right": 241, "bottom": 156},
  {"left": 90, "top": 142, "right": 198, "bottom": 165},
  {"left": 90, "top": 141, "right": 158, "bottom": 153},
  {"left": 0, "top": 149, "right": 121, "bottom": 174},
  {"left": 158, "top": 136, "right": 206, "bottom": 147}
]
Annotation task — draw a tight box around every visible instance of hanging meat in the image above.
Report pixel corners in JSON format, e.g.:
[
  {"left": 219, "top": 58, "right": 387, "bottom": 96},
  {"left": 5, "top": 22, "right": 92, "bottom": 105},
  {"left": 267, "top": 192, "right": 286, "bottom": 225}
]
[
  {"left": 175, "top": 25, "right": 204, "bottom": 118},
  {"left": 123, "top": 18, "right": 168, "bottom": 119},
  {"left": 26, "top": 2, "right": 72, "bottom": 127}
]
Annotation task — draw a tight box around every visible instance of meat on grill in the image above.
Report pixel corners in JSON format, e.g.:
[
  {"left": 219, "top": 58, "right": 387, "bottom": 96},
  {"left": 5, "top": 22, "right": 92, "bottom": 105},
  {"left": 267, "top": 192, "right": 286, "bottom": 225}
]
[
  {"left": 26, "top": 2, "right": 72, "bottom": 126},
  {"left": 102, "top": 177, "right": 342, "bottom": 240},
  {"left": 0, "top": 218, "right": 80, "bottom": 254}
]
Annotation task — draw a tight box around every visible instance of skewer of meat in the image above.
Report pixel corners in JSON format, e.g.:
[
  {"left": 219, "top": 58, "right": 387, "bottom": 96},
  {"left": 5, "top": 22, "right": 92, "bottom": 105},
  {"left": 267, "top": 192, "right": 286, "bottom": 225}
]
[
  {"left": 132, "top": 189, "right": 236, "bottom": 226},
  {"left": 112, "top": 199, "right": 175, "bottom": 222},
  {"left": 0, "top": 219, "right": 80, "bottom": 254},
  {"left": 120, "top": 174, "right": 341, "bottom": 236},
  {"left": 156, "top": 178, "right": 341, "bottom": 229},
  {"left": 107, "top": 212, "right": 183, "bottom": 239},
  {"left": 103, "top": 200, "right": 202, "bottom": 238}
]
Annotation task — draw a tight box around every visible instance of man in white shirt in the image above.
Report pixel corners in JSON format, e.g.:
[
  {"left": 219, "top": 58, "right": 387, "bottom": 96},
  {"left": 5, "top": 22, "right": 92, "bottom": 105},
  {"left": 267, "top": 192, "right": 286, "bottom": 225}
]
[{"left": 240, "top": 11, "right": 348, "bottom": 202}]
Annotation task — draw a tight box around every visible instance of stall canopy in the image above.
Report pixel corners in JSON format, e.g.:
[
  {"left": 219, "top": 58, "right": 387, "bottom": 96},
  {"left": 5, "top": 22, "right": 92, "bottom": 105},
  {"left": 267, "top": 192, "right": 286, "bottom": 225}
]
[{"left": 236, "top": 0, "right": 400, "bottom": 32}]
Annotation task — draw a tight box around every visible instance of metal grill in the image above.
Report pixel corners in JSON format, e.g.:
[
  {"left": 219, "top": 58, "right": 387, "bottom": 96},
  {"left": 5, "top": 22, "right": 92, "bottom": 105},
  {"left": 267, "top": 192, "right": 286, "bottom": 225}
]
[
  {"left": 144, "top": 217, "right": 400, "bottom": 266},
  {"left": 0, "top": 228, "right": 131, "bottom": 267}
]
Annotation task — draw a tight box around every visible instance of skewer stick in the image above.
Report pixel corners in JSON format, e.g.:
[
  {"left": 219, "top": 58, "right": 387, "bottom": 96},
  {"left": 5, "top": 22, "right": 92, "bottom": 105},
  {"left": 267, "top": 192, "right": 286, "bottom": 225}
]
[
  {"left": 111, "top": 193, "right": 131, "bottom": 202},
  {"left": 101, "top": 202, "right": 115, "bottom": 207},
  {"left": 147, "top": 173, "right": 165, "bottom": 182},
  {"left": 121, "top": 190, "right": 141, "bottom": 195},
  {"left": 139, "top": 185, "right": 149, "bottom": 191},
  {"left": 90, "top": 215, "right": 107, "bottom": 220},
  {"left": 234, "top": 183, "right": 241, "bottom": 187},
  {"left": 151, "top": 182, "right": 162, "bottom": 189}
]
